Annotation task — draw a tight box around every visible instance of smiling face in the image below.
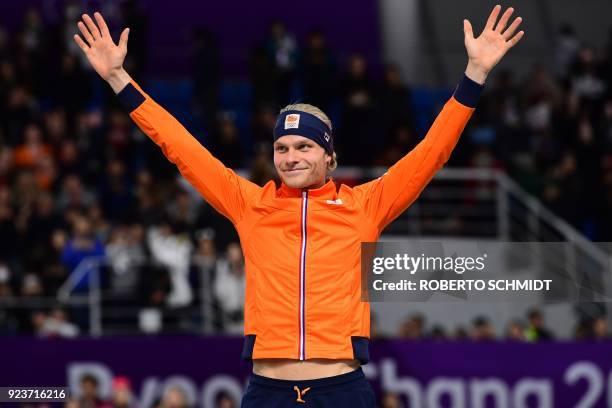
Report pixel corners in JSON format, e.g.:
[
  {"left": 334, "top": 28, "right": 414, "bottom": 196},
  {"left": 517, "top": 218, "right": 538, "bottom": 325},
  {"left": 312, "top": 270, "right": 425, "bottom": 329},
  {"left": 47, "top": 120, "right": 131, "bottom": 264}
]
[{"left": 273, "top": 135, "right": 331, "bottom": 189}]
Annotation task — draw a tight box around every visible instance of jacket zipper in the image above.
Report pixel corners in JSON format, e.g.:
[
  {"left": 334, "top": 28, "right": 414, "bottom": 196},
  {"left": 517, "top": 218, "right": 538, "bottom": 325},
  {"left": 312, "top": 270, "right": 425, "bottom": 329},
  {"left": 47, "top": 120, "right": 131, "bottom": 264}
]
[{"left": 299, "top": 190, "right": 308, "bottom": 360}]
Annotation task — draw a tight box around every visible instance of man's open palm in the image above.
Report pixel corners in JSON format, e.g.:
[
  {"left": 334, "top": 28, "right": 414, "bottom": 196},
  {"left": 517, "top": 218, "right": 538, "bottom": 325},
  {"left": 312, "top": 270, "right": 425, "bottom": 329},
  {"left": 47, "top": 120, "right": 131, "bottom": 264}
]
[
  {"left": 464, "top": 5, "right": 524, "bottom": 73},
  {"left": 74, "top": 13, "right": 129, "bottom": 81}
]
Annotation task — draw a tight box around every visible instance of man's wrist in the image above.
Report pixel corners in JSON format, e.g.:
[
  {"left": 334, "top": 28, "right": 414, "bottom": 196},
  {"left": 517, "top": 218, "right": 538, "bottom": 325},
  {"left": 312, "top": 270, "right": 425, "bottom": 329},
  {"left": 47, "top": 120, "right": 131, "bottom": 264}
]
[
  {"left": 464, "top": 62, "right": 488, "bottom": 85},
  {"left": 106, "top": 68, "right": 131, "bottom": 94}
]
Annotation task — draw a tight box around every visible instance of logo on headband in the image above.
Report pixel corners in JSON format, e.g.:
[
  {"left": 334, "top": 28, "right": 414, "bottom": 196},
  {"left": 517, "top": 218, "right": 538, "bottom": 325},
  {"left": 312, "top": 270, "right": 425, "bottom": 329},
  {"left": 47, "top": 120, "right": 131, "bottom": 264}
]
[
  {"left": 284, "top": 114, "right": 300, "bottom": 129},
  {"left": 324, "top": 132, "right": 330, "bottom": 142}
]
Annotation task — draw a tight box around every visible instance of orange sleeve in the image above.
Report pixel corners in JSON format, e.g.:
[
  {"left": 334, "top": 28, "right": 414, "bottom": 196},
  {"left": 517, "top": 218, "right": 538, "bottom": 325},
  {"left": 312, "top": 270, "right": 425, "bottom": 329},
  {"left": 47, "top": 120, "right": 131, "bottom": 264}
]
[
  {"left": 353, "top": 95, "right": 476, "bottom": 231},
  {"left": 118, "top": 81, "right": 260, "bottom": 224}
]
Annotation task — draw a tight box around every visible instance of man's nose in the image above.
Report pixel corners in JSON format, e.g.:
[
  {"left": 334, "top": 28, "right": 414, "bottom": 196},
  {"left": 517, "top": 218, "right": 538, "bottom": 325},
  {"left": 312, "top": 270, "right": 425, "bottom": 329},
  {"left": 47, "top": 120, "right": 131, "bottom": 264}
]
[{"left": 286, "top": 149, "right": 300, "bottom": 163}]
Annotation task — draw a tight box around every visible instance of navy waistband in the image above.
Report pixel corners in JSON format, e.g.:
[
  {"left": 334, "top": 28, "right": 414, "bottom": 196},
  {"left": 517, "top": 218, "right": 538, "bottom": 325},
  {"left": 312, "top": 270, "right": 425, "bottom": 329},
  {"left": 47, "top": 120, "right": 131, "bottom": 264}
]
[{"left": 249, "top": 367, "right": 365, "bottom": 391}]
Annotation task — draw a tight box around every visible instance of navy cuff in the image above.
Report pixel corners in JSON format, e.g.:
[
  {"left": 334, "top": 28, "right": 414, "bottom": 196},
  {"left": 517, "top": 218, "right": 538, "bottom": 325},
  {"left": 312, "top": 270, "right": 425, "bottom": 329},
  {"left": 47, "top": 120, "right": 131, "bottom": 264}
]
[
  {"left": 453, "top": 74, "right": 484, "bottom": 108},
  {"left": 117, "top": 83, "right": 146, "bottom": 112}
]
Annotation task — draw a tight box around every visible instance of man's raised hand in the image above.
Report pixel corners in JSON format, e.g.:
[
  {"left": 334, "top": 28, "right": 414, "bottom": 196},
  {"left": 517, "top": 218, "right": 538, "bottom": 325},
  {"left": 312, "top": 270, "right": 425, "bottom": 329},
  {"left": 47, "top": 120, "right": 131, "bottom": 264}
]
[
  {"left": 463, "top": 5, "right": 524, "bottom": 84},
  {"left": 74, "top": 12, "right": 131, "bottom": 92}
]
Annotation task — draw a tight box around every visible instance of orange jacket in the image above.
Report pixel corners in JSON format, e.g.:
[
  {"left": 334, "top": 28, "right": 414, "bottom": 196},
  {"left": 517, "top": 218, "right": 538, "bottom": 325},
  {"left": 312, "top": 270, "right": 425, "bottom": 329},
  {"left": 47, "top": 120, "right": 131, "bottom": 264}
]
[{"left": 118, "top": 76, "right": 481, "bottom": 363}]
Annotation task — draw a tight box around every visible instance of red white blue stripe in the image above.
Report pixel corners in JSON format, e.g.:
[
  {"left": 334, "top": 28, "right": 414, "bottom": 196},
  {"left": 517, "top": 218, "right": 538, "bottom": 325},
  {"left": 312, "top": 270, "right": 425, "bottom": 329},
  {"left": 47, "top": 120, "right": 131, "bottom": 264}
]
[{"left": 299, "top": 191, "right": 308, "bottom": 360}]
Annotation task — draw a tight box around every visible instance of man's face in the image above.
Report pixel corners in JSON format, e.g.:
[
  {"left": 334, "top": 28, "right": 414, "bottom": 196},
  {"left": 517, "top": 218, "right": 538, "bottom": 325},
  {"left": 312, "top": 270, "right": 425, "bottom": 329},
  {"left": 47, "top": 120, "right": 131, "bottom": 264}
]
[
  {"left": 274, "top": 135, "right": 330, "bottom": 189},
  {"left": 81, "top": 378, "right": 97, "bottom": 399}
]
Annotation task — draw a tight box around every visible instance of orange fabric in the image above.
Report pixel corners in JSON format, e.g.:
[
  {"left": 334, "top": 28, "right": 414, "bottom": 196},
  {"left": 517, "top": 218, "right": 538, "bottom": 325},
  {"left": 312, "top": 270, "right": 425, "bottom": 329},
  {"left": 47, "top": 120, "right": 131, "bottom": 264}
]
[
  {"left": 12, "top": 145, "right": 53, "bottom": 169},
  {"left": 127, "top": 80, "right": 475, "bottom": 360}
]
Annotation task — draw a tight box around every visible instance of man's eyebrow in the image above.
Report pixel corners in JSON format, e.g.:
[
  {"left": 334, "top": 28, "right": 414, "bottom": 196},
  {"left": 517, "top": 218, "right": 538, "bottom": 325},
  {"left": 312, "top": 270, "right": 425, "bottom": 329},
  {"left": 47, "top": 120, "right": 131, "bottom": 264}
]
[{"left": 274, "top": 140, "right": 313, "bottom": 147}]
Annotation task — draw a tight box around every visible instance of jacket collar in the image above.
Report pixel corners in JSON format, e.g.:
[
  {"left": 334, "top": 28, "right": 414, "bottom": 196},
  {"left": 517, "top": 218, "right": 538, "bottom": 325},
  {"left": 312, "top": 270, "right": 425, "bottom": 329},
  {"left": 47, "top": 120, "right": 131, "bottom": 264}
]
[{"left": 277, "top": 178, "right": 338, "bottom": 200}]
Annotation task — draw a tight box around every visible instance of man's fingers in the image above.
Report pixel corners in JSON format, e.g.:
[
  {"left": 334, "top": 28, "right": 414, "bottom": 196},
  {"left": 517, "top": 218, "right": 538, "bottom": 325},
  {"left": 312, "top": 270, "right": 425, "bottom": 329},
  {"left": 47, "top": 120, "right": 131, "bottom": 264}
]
[
  {"left": 82, "top": 14, "right": 101, "bottom": 40},
  {"left": 118, "top": 28, "right": 130, "bottom": 50},
  {"left": 463, "top": 19, "right": 474, "bottom": 40},
  {"left": 503, "top": 17, "right": 523, "bottom": 40},
  {"left": 485, "top": 5, "right": 502, "bottom": 31},
  {"left": 507, "top": 30, "right": 525, "bottom": 48},
  {"left": 94, "top": 12, "right": 110, "bottom": 37},
  {"left": 73, "top": 34, "right": 89, "bottom": 53},
  {"left": 495, "top": 7, "right": 514, "bottom": 33},
  {"left": 77, "top": 21, "right": 94, "bottom": 46}
]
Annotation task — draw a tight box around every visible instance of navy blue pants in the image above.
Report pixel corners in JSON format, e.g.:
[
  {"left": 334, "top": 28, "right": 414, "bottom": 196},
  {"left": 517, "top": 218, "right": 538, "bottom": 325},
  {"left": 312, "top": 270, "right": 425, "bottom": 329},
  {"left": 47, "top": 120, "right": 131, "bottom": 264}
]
[{"left": 241, "top": 367, "right": 376, "bottom": 407}]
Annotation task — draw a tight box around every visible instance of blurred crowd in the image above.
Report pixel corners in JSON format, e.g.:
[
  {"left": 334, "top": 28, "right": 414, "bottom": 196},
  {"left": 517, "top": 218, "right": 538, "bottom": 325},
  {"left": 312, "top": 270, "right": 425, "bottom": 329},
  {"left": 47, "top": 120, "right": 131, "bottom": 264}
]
[
  {"left": 59, "top": 374, "right": 240, "bottom": 408},
  {"left": 17, "top": 307, "right": 609, "bottom": 408},
  {"left": 0, "top": 1, "right": 611, "bottom": 339},
  {"left": 473, "top": 24, "right": 612, "bottom": 241},
  {"left": 375, "top": 308, "right": 610, "bottom": 343}
]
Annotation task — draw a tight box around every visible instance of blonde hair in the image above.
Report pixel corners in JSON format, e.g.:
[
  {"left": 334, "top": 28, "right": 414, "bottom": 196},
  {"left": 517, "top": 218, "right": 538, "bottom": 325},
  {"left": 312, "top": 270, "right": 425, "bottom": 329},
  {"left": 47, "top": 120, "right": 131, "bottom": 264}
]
[{"left": 279, "top": 103, "right": 337, "bottom": 172}]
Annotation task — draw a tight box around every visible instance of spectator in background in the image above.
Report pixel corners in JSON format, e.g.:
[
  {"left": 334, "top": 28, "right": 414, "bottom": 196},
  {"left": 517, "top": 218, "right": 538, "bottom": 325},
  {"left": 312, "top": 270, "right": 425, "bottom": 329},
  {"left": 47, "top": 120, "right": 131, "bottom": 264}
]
[
  {"left": 375, "top": 124, "right": 416, "bottom": 167},
  {"left": 211, "top": 112, "right": 244, "bottom": 170},
  {"left": 574, "top": 318, "right": 591, "bottom": 340},
  {"left": 215, "top": 391, "right": 237, "bottom": 408},
  {"left": 338, "top": 53, "right": 377, "bottom": 165},
  {"left": 0, "top": 263, "right": 12, "bottom": 298},
  {"left": 44, "top": 107, "right": 68, "bottom": 146},
  {"left": 248, "top": 144, "right": 277, "bottom": 187},
  {"left": 380, "top": 391, "right": 403, "bottom": 408},
  {"left": 87, "top": 201, "right": 111, "bottom": 239},
  {"left": 429, "top": 325, "right": 448, "bottom": 341},
  {"left": 553, "top": 23, "right": 581, "bottom": 80},
  {"left": 301, "top": 29, "right": 336, "bottom": 112},
  {"left": 250, "top": 104, "right": 277, "bottom": 146},
  {"left": 161, "top": 386, "right": 190, "bottom": 408},
  {"left": 60, "top": 215, "right": 105, "bottom": 291},
  {"left": 525, "top": 309, "right": 554, "bottom": 341},
  {"left": 78, "top": 373, "right": 110, "bottom": 408},
  {"left": 21, "top": 273, "right": 44, "bottom": 298},
  {"left": 99, "top": 158, "right": 133, "bottom": 222},
  {"left": 0, "top": 262, "right": 17, "bottom": 335},
  {"left": 398, "top": 313, "right": 425, "bottom": 339},
  {"left": 250, "top": 46, "right": 277, "bottom": 107},
  {"left": 17, "top": 7, "right": 46, "bottom": 95},
  {"left": 166, "top": 187, "right": 200, "bottom": 230},
  {"left": 57, "top": 174, "right": 97, "bottom": 212},
  {"left": 147, "top": 219, "right": 193, "bottom": 307},
  {"left": 471, "top": 316, "right": 495, "bottom": 341},
  {"left": 194, "top": 200, "right": 239, "bottom": 251},
  {"left": 264, "top": 20, "right": 298, "bottom": 105},
  {"left": 3, "top": 84, "right": 35, "bottom": 146},
  {"left": 592, "top": 316, "right": 610, "bottom": 340},
  {"left": 106, "top": 223, "right": 146, "bottom": 296},
  {"left": 569, "top": 46, "right": 607, "bottom": 110},
  {"left": 112, "top": 376, "right": 136, "bottom": 408},
  {"left": 0, "top": 189, "right": 18, "bottom": 265},
  {"left": 506, "top": 319, "right": 525, "bottom": 341},
  {"left": 378, "top": 64, "right": 415, "bottom": 145},
  {"left": 36, "top": 307, "right": 80, "bottom": 338},
  {"left": 106, "top": 109, "right": 133, "bottom": 162},
  {"left": 13, "top": 169, "right": 39, "bottom": 214},
  {"left": 600, "top": 100, "right": 612, "bottom": 154},
  {"left": 55, "top": 52, "right": 91, "bottom": 117},
  {"left": 213, "top": 242, "right": 245, "bottom": 334},
  {"left": 131, "top": 168, "right": 165, "bottom": 226},
  {"left": 522, "top": 66, "right": 562, "bottom": 161},
  {"left": 478, "top": 70, "right": 523, "bottom": 160},
  {"left": 12, "top": 122, "right": 53, "bottom": 171},
  {"left": 192, "top": 28, "right": 219, "bottom": 132},
  {"left": 192, "top": 228, "right": 219, "bottom": 333}
]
